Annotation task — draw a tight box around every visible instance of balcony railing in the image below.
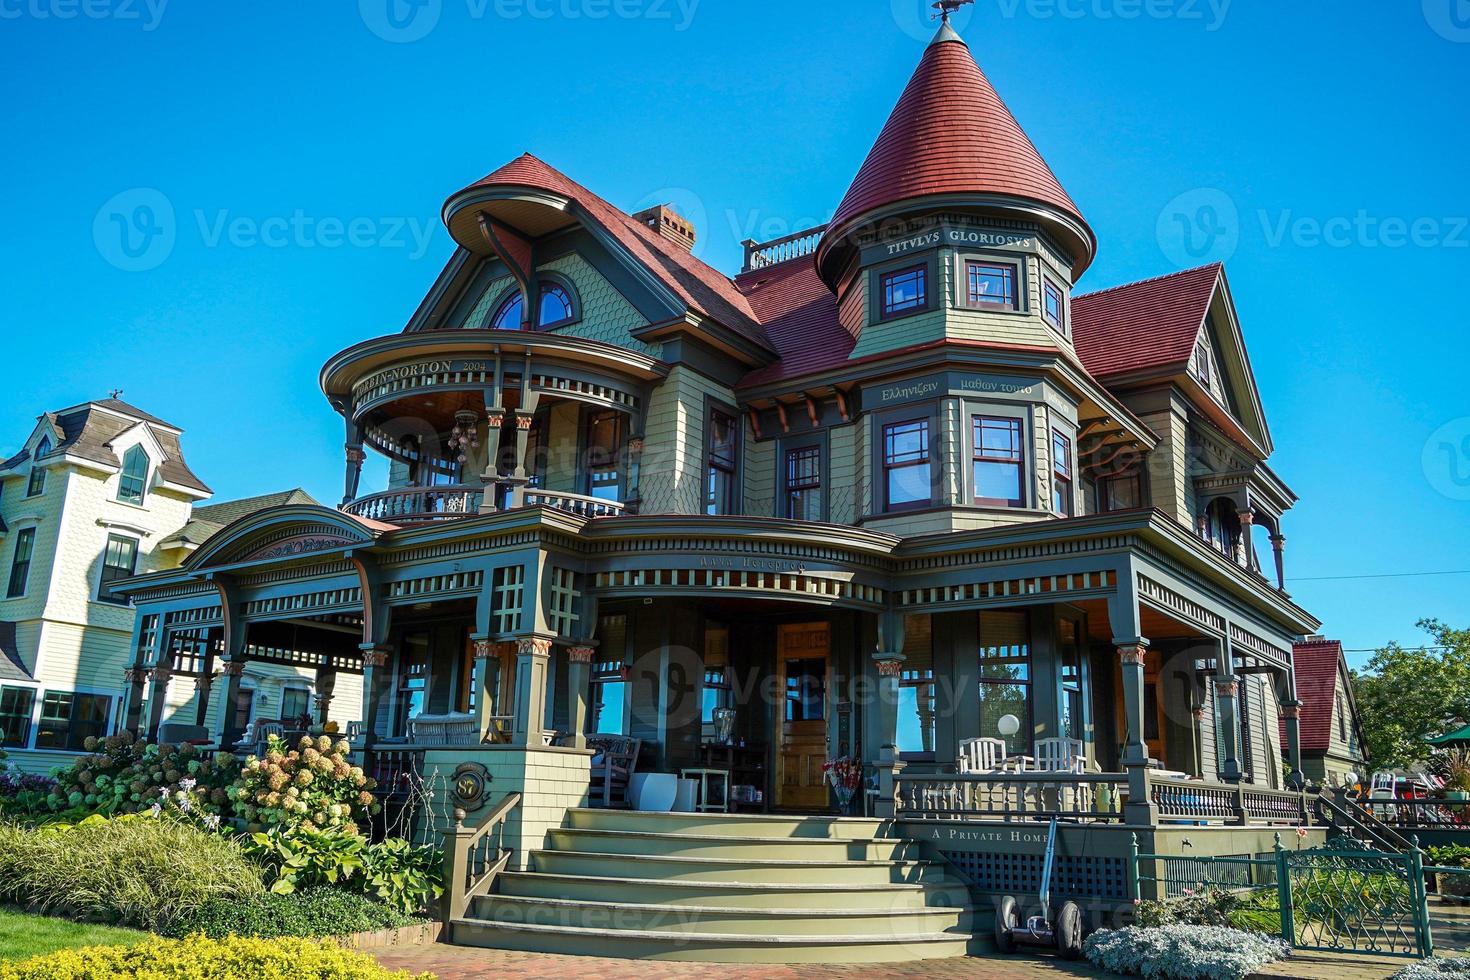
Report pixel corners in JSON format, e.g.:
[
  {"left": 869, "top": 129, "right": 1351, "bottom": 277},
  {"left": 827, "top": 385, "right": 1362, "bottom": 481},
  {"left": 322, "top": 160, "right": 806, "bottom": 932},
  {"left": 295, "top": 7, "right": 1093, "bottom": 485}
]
[
  {"left": 343, "top": 485, "right": 484, "bottom": 523},
  {"left": 343, "top": 485, "right": 627, "bottom": 524}
]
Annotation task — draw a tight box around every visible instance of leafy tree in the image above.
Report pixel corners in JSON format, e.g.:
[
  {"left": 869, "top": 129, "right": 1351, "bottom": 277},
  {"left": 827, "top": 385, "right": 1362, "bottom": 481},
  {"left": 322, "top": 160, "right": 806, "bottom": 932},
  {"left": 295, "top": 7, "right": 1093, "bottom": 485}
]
[{"left": 1352, "top": 619, "right": 1470, "bottom": 769}]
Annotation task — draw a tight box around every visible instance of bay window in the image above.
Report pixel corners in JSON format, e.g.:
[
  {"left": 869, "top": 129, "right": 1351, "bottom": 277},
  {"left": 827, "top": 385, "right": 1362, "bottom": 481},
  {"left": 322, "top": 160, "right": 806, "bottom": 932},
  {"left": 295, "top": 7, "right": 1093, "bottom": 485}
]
[
  {"left": 1051, "top": 429, "right": 1073, "bottom": 516},
  {"left": 879, "top": 265, "right": 927, "bottom": 319},
  {"left": 882, "top": 419, "right": 931, "bottom": 511},
  {"left": 1043, "top": 278, "right": 1066, "bottom": 332},
  {"left": 705, "top": 408, "right": 739, "bottom": 515},
  {"left": 965, "top": 260, "right": 1018, "bottom": 310},
  {"left": 972, "top": 416, "right": 1025, "bottom": 507}
]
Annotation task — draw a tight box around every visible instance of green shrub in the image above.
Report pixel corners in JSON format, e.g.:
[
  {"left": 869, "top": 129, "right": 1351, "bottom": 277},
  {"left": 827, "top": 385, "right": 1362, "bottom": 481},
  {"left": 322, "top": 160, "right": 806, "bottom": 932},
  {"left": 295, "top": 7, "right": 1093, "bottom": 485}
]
[
  {"left": 243, "top": 827, "right": 443, "bottom": 915},
  {"left": 45, "top": 731, "right": 238, "bottom": 822},
  {"left": 0, "top": 814, "right": 264, "bottom": 931},
  {"left": 1134, "top": 886, "right": 1283, "bottom": 937},
  {"left": 229, "top": 735, "right": 378, "bottom": 834},
  {"left": 1394, "top": 959, "right": 1470, "bottom": 980},
  {"left": 0, "top": 934, "right": 431, "bottom": 979},
  {"left": 160, "top": 887, "right": 422, "bottom": 939},
  {"left": 1084, "top": 925, "right": 1291, "bottom": 980}
]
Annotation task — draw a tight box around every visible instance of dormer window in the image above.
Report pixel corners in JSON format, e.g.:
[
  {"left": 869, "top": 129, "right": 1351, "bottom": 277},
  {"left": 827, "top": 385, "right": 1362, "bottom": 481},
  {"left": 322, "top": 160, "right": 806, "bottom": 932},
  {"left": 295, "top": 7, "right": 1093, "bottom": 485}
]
[
  {"left": 26, "top": 437, "right": 49, "bottom": 497},
  {"left": 490, "top": 291, "right": 524, "bottom": 330},
  {"left": 965, "top": 261, "right": 1018, "bottom": 310},
  {"left": 539, "top": 283, "right": 574, "bottom": 328},
  {"left": 489, "top": 281, "right": 579, "bottom": 330},
  {"left": 880, "top": 266, "right": 927, "bottom": 319},
  {"left": 1043, "top": 279, "right": 1066, "bottom": 333},
  {"left": 117, "top": 445, "right": 149, "bottom": 505}
]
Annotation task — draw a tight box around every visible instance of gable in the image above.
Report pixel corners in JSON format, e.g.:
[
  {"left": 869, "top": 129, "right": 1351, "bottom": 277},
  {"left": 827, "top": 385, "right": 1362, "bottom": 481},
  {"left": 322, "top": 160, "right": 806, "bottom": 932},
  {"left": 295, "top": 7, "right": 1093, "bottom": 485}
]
[{"left": 183, "top": 505, "right": 389, "bottom": 572}]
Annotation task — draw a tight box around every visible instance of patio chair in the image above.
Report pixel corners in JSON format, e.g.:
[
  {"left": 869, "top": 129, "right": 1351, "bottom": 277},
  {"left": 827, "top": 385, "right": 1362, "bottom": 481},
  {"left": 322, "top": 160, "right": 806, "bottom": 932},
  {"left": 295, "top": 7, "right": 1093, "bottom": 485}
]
[
  {"left": 252, "top": 721, "right": 285, "bottom": 756},
  {"left": 1033, "top": 738, "right": 1086, "bottom": 815},
  {"left": 587, "top": 735, "right": 641, "bottom": 808},
  {"left": 408, "top": 712, "right": 478, "bottom": 746},
  {"left": 1369, "top": 771, "right": 1398, "bottom": 821},
  {"left": 957, "top": 737, "right": 1007, "bottom": 774}
]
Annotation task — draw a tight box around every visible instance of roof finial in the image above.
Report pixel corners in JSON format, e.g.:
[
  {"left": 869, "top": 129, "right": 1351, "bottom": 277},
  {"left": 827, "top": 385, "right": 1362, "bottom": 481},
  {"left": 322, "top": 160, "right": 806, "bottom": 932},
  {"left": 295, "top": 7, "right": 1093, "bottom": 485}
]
[{"left": 932, "top": 0, "right": 973, "bottom": 23}]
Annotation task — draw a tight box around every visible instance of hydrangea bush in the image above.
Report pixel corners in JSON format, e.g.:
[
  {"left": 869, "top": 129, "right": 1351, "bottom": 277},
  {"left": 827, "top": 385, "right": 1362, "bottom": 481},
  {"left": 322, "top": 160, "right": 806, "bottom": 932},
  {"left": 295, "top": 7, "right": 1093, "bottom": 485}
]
[
  {"left": 229, "top": 735, "right": 378, "bottom": 834},
  {"left": 1084, "top": 925, "right": 1291, "bottom": 980},
  {"left": 46, "top": 731, "right": 238, "bottom": 821}
]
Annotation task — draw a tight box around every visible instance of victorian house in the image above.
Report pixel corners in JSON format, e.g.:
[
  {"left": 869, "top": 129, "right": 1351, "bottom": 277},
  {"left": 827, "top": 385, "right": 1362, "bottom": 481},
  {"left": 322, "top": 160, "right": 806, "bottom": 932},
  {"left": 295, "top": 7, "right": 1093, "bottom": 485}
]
[
  {"left": 116, "top": 19, "right": 1323, "bottom": 961},
  {"left": 0, "top": 399, "right": 356, "bottom": 771}
]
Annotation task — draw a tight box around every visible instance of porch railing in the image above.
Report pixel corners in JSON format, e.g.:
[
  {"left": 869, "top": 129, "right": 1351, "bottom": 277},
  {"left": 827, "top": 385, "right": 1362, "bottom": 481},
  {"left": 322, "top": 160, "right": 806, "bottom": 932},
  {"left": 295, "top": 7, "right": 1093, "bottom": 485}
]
[
  {"left": 895, "top": 772, "right": 1128, "bottom": 822},
  {"left": 1148, "top": 771, "right": 1309, "bottom": 825},
  {"left": 442, "top": 791, "right": 522, "bottom": 922},
  {"left": 1345, "top": 796, "right": 1470, "bottom": 830},
  {"left": 522, "top": 488, "right": 625, "bottom": 518},
  {"left": 343, "top": 485, "right": 483, "bottom": 523}
]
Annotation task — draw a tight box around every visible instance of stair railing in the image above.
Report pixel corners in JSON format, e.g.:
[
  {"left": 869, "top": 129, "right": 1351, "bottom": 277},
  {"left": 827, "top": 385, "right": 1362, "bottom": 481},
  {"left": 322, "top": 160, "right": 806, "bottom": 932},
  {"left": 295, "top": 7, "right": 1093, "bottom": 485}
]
[
  {"left": 1315, "top": 788, "right": 1411, "bottom": 852},
  {"left": 441, "top": 791, "right": 523, "bottom": 922}
]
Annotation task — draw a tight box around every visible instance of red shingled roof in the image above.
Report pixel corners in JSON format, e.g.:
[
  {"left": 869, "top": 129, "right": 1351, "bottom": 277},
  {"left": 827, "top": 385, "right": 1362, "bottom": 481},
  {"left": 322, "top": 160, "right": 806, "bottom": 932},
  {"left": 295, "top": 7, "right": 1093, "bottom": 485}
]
[
  {"left": 1289, "top": 639, "right": 1348, "bottom": 753},
  {"left": 1071, "top": 263, "right": 1222, "bottom": 380},
  {"left": 823, "top": 25, "right": 1088, "bottom": 256},
  {"left": 453, "top": 154, "right": 768, "bottom": 348},
  {"left": 734, "top": 257, "right": 853, "bottom": 386}
]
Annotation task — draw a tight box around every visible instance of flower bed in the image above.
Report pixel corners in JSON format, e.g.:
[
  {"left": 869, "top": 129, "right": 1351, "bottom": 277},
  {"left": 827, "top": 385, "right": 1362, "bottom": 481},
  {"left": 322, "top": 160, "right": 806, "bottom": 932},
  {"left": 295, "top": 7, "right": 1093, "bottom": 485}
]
[
  {"left": 0, "top": 935, "right": 431, "bottom": 979},
  {"left": 1084, "top": 924, "right": 1291, "bottom": 980}
]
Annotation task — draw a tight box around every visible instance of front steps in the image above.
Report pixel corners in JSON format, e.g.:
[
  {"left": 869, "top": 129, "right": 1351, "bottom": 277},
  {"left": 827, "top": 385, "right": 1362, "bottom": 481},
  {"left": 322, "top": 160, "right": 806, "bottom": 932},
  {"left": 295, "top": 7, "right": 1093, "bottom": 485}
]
[{"left": 449, "top": 808, "right": 978, "bottom": 963}]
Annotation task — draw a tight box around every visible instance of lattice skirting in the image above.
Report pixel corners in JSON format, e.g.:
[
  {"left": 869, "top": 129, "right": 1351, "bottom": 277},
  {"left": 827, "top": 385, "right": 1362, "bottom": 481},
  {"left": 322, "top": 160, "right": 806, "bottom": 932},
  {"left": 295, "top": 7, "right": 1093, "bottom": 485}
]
[{"left": 941, "top": 850, "right": 1129, "bottom": 902}]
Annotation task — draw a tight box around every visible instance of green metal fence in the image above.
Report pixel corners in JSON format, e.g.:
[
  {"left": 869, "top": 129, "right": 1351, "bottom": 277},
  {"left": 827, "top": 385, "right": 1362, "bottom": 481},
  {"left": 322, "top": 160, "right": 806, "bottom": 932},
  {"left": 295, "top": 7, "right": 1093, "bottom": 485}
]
[{"left": 1129, "top": 833, "right": 1436, "bottom": 959}]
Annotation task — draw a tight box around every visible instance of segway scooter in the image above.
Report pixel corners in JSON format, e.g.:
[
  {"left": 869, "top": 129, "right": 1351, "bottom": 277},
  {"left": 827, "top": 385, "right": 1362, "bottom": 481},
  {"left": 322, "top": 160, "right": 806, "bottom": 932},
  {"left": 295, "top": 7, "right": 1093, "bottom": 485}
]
[{"left": 993, "top": 817, "right": 1084, "bottom": 959}]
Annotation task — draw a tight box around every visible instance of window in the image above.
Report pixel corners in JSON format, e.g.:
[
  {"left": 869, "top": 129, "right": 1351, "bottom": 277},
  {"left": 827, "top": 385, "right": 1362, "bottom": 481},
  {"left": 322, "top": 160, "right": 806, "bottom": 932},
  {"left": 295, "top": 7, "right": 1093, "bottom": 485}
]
[
  {"left": 1100, "top": 471, "right": 1144, "bottom": 512},
  {"left": 880, "top": 265, "right": 927, "bottom": 318},
  {"left": 966, "top": 261, "right": 1018, "bottom": 309},
  {"left": 591, "top": 615, "right": 628, "bottom": 735},
  {"left": 1057, "top": 618, "right": 1086, "bottom": 743},
  {"left": 539, "top": 283, "right": 575, "bottom": 327},
  {"left": 0, "top": 687, "right": 35, "bottom": 747},
  {"left": 972, "top": 416, "right": 1026, "bottom": 507},
  {"left": 7, "top": 528, "right": 35, "bottom": 599},
  {"left": 26, "top": 438, "right": 48, "bottom": 497},
  {"left": 490, "top": 290, "right": 524, "bottom": 330},
  {"left": 1051, "top": 430, "right": 1073, "bottom": 516},
  {"left": 281, "top": 687, "right": 311, "bottom": 723},
  {"left": 1043, "top": 278, "right": 1066, "bottom": 331},
  {"left": 393, "top": 632, "right": 430, "bottom": 737},
  {"left": 1337, "top": 691, "right": 1348, "bottom": 742},
  {"left": 701, "top": 623, "right": 731, "bottom": 727},
  {"left": 898, "top": 615, "right": 936, "bottom": 759},
  {"left": 705, "top": 408, "right": 738, "bottom": 515},
  {"left": 882, "top": 419, "right": 931, "bottom": 511},
  {"left": 1194, "top": 340, "right": 1212, "bottom": 388},
  {"left": 96, "top": 534, "right": 139, "bottom": 605},
  {"left": 978, "top": 611, "right": 1031, "bottom": 755},
  {"left": 784, "top": 445, "right": 821, "bottom": 521},
  {"left": 34, "top": 691, "right": 110, "bottom": 752},
  {"left": 117, "top": 445, "right": 149, "bottom": 505},
  {"left": 584, "top": 411, "right": 625, "bottom": 502}
]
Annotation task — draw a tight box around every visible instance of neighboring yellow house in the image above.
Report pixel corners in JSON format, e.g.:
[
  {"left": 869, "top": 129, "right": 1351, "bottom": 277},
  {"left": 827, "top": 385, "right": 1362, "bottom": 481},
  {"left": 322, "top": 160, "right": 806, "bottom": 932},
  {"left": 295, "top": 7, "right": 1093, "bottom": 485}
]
[{"left": 0, "top": 398, "right": 358, "bottom": 773}]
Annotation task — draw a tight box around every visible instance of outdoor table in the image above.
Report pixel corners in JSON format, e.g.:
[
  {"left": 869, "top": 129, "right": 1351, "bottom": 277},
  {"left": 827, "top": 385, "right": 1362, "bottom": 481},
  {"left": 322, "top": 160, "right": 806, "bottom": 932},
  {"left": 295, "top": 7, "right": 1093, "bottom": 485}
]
[{"left": 679, "top": 768, "right": 731, "bottom": 813}]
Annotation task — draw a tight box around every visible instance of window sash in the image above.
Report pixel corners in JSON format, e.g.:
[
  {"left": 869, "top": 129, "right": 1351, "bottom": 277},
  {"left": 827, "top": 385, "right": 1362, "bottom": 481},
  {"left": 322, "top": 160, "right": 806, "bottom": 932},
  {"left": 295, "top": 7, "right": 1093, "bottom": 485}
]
[
  {"left": 0, "top": 686, "right": 35, "bottom": 747},
  {"left": 98, "top": 535, "right": 139, "bottom": 605},
  {"left": 1051, "top": 430, "right": 1073, "bottom": 516},
  {"left": 7, "top": 528, "right": 35, "bottom": 598},
  {"left": 585, "top": 411, "right": 624, "bottom": 501},
  {"left": 1043, "top": 279, "right": 1065, "bottom": 328},
  {"left": 490, "top": 291, "right": 524, "bottom": 330},
  {"left": 118, "top": 447, "right": 148, "bottom": 504},
  {"left": 972, "top": 417, "right": 1025, "bottom": 507},
  {"left": 705, "top": 410, "right": 738, "bottom": 515},
  {"left": 26, "top": 467, "right": 44, "bottom": 497},
  {"left": 966, "top": 261, "right": 1018, "bottom": 309},
  {"left": 882, "top": 420, "right": 931, "bottom": 510},
  {"left": 538, "top": 284, "right": 574, "bottom": 326},
  {"left": 35, "top": 691, "right": 110, "bottom": 752},
  {"left": 880, "top": 266, "right": 927, "bottom": 318},
  {"left": 784, "top": 446, "right": 821, "bottom": 521}
]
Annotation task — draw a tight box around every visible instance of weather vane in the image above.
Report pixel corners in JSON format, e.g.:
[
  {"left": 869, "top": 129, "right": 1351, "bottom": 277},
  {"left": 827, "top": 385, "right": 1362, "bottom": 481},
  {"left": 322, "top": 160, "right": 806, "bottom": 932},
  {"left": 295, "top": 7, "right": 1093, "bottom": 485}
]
[
  {"left": 108, "top": 388, "right": 124, "bottom": 400},
  {"left": 932, "top": 0, "right": 974, "bottom": 23}
]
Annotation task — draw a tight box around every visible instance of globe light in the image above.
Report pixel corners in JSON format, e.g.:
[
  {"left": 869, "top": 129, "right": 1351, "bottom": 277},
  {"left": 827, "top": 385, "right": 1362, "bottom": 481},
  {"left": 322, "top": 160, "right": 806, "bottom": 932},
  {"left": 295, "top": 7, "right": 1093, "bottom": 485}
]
[{"left": 997, "top": 714, "right": 1020, "bottom": 738}]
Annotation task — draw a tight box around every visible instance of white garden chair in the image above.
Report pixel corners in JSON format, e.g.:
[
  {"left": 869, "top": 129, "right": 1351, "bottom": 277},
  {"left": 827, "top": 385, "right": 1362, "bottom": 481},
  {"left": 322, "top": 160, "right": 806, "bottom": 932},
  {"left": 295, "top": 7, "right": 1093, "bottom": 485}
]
[
  {"left": 1033, "top": 738, "right": 1086, "bottom": 815},
  {"left": 1369, "top": 771, "right": 1398, "bottom": 821},
  {"left": 957, "top": 737, "right": 1007, "bottom": 774}
]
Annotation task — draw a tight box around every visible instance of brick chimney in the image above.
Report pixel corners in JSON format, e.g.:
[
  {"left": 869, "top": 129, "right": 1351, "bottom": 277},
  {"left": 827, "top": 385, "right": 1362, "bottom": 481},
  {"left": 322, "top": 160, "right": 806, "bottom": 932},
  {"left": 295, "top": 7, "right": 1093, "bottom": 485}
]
[{"left": 631, "top": 203, "right": 696, "bottom": 252}]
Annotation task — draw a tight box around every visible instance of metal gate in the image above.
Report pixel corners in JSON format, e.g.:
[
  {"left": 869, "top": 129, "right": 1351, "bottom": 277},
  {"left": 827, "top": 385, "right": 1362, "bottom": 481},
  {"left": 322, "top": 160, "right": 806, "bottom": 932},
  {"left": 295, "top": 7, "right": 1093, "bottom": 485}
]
[{"left": 1130, "top": 834, "right": 1434, "bottom": 959}]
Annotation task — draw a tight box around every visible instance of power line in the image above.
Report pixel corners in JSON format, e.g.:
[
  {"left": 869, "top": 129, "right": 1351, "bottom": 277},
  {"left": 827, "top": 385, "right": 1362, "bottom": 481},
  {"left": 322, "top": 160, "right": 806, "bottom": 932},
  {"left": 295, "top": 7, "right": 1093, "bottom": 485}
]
[{"left": 1292, "top": 569, "right": 1470, "bottom": 583}]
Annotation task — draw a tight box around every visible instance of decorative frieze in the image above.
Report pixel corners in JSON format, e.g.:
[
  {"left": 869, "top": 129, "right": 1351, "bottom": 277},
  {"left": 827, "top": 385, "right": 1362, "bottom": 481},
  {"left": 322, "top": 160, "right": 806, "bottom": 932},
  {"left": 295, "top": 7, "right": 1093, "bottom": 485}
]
[
  {"left": 1228, "top": 623, "right": 1291, "bottom": 669},
  {"left": 244, "top": 587, "right": 363, "bottom": 620},
  {"left": 386, "top": 570, "right": 484, "bottom": 602},
  {"left": 1137, "top": 574, "right": 1226, "bottom": 633},
  {"left": 899, "top": 569, "right": 1115, "bottom": 609},
  {"left": 593, "top": 567, "right": 883, "bottom": 607}
]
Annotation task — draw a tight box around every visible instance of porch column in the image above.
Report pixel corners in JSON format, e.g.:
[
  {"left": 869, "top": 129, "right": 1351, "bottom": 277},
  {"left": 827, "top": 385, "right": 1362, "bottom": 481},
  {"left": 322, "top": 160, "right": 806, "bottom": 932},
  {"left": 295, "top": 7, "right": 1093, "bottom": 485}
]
[
  {"left": 192, "top": 674, "right": 213, "bottom": 728},
  {"left": 218, "top": 660, "right": 247, "bottom": 748},
  {"left": 512, "top": 637, "right": 552, "bottom": 746},
  {"left": 314, "top": 665, "right": 337, "bottom": 726},
  {"left": 477, "top": 410, "right": 506, "bottom": 515},
  {"left": 145, "top": 663, "right": 172, "bottom": 742},
  {"left": 1118, "top": 642, "right": 1156, "bottom": 825},
  {"left": 1191, "top": 702, "right": 1207, "bottom": 777},
  {"left": 872, "top": 653, "right": 905, "bottom": 818},
  {"left": 566, "top": 646, "right": 595, "bottom": 750},
  {"left": 1214, "top": 675, "right": 1243, "bottom": 784},
  {"left": 359, "top": 646, "right": 391, "bottom": 748},
  {"left": 1238, "top": 508, "right": 1256, "bottom": 570},
  {"left": 469, "top": 636, "right": 496, "bottom": 741},
  {"left": 507, "top": 412, "right": 537, "bottom": 508},
  {"left": 342, "top": 445, "right": 366, "bottom": 508},
  {"left": 1281, "top": 665, "right": 1304, "bottom": 788},
  {"left": 1270, "top": 533, "right": 1287, "bottom": 591}
]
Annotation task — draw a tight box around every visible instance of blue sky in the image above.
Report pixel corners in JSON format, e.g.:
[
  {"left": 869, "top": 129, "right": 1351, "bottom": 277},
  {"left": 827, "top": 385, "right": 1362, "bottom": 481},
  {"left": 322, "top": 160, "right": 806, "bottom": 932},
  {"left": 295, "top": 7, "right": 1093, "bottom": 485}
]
[{"left": 2, "top": 0, "right": 1466, "bottom": 667}]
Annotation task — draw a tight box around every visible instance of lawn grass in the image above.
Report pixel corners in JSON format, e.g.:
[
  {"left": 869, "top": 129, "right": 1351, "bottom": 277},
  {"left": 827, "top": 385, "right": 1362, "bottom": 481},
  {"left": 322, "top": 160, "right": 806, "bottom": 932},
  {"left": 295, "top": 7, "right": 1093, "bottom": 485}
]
[{"left": 0, "top": 908, "right": 146, "bottom": 961}]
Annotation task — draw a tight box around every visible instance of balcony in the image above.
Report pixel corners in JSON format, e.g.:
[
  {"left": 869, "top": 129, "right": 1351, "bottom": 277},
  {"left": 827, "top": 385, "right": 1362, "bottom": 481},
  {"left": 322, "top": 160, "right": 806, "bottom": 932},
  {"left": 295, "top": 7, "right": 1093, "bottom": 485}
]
[{"left": 342, "top": 484, "right": 625, "bottom": 525}]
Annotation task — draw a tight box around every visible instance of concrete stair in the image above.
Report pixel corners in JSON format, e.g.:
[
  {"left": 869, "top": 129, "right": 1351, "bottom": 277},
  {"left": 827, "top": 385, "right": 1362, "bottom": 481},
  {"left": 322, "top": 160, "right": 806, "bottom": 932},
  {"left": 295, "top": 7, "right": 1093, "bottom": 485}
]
[{"left": 449, "top": 808, "right": 978, "bottom": 963}]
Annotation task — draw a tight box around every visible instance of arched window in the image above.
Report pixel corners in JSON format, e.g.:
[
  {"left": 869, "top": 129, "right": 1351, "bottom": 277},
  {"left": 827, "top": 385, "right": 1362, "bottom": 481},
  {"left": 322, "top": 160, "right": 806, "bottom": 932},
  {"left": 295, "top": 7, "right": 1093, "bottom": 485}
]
[
  {"left": 490, "top": 291, "right": 524, "bottom": 330},
  {"left": 118, "top": 445, "right": 149, "bottom": 505},
  {"left": 26, "top": 437, "right": 50, "bottom": 497},
  {"left": 539, "top": 283, "right": 574, "bottom": 327}
]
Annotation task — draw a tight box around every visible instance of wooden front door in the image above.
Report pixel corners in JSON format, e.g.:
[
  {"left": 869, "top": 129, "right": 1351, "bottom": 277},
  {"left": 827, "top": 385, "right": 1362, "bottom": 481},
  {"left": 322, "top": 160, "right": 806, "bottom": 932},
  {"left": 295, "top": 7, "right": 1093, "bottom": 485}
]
[{"left": 776, "top": 622, "right": 831, "bottom": 810}]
